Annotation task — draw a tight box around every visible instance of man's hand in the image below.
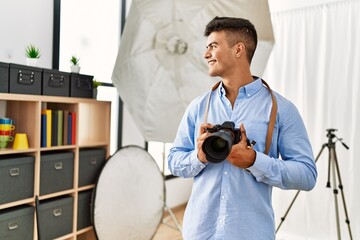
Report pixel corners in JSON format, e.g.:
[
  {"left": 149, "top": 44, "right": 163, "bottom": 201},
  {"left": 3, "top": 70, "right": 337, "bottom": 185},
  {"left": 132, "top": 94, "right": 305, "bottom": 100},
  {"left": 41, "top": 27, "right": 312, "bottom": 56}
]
[
  {"left": 227, "top": 123, "right": 256, "bottom": 168},
  {"left": 196, "top": 123, "right": 213, "bottom": 163}
]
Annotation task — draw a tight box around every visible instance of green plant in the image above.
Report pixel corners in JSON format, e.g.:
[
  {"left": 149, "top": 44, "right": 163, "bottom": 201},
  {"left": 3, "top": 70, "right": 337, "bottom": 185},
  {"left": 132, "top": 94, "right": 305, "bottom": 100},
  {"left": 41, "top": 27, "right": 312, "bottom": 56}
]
[
  {"left": 93, "top": 79, "right": 101, "bottom": 89},
  {"left": 25, "top": 44, "right": 41, "bottom": 59},
  {"left": 70, "top": 55, "right": 80, "bottom": 66}
]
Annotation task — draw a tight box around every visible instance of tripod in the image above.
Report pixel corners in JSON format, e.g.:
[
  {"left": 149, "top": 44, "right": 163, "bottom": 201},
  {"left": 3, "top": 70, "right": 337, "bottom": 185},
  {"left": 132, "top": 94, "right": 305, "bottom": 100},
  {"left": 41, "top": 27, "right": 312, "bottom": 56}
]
[
  {"left": 161, "top": 144, "right": 183, "bottom": 235},
  {"left": 276, "top": 129, "right": 353, "bottom": 240}
]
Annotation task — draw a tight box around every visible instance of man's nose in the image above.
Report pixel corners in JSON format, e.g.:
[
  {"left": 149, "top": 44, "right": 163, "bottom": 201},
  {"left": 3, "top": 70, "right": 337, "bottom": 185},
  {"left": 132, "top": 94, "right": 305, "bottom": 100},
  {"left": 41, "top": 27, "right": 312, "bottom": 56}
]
[{"left": 204, "top": 49, "right": 211, "bottom": 59}]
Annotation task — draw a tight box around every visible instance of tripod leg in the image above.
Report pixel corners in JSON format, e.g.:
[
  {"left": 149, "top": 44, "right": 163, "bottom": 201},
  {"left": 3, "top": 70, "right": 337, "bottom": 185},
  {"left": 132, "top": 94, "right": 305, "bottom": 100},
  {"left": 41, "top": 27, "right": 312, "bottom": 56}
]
[
  {"left": 327, "top": 151, "right": 331, "bottom": 188},
  {"left": 163, "top": 204, "right": 182, "bottom": 233},
  {"left": 276, "top": 144, "right": 326, "bottom": 234},
  {"left": 330, "top": 148, "right": 341, "bottom": 240},
  {"left": 275, "top": 190, "right": 300, "bottom": 233},
  {"left": 333, "top": 148, "right": 353, "bottom": 240}
]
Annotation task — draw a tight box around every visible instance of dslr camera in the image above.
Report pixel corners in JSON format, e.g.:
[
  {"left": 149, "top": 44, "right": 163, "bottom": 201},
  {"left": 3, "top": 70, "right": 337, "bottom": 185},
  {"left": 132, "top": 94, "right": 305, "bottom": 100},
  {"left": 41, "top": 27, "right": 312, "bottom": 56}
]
[{"left": 202, "top": 121, "right": 242, "bottom": 163}]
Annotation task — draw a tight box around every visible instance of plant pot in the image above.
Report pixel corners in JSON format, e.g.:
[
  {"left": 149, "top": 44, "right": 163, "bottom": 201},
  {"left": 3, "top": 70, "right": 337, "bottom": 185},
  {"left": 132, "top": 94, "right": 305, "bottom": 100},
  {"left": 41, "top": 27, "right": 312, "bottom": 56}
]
[
  {"left": 26, "top": 58, "right": 38, "bottom": 67},
  {"left": 93, "top": 88, "right": 97, "bottom": 99},
  {"left": 70, "top": 65, "right": 81, "bottom": 73}
]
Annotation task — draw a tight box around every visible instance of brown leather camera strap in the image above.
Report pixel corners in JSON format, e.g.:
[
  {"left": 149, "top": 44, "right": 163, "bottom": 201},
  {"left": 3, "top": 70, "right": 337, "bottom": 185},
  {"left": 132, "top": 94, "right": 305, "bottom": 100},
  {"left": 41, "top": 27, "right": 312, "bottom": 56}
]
[{"left": 203, "top": 78, "right": 277, "bottom": 155}]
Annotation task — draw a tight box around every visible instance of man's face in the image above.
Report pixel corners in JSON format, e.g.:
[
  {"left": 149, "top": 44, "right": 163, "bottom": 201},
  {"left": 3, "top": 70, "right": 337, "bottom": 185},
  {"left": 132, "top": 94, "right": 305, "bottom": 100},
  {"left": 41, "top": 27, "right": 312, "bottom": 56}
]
[{"left": 204, "top": 30, "right": 236, "bottom": 78}]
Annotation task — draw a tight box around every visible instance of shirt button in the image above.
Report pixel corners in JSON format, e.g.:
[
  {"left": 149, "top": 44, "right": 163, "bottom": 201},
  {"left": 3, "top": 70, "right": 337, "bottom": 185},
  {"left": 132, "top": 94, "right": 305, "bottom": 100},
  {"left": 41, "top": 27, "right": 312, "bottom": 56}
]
[
  {"left": 247, "top": 94, "right": 251, "bottom": 97},
  {"left": 219, "top": 219, "right": 223, "bottom": 223},
  {"left": 224, "top": 171, "right": 227, "bottom": 175},
  {"left": 221, "top": 195, "right": 225, "bottom": 199}
]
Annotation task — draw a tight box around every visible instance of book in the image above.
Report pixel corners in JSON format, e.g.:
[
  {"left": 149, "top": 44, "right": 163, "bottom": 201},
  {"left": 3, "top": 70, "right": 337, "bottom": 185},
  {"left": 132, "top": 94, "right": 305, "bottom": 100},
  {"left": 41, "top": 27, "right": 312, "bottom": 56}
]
[
  {"left": 41, "top": 109, "right": 52, "bottom": 147},
  {"left": 71, "top": 112, "right": 76, "bottom": 145},
  {"left": 68, "top": 113, "right": 72, "bottom": 145},
  {"left": 57, "top": 110, "right": 63, "bottom": 146},
  {"left": 41, "top": 114, "right": 47, "bottom": 147},
  {"left": 52, "top": 110, "right": 58, "bottom": 146},
  {"left": 63, "top": 110, "right": 69, "bottom": 145}
]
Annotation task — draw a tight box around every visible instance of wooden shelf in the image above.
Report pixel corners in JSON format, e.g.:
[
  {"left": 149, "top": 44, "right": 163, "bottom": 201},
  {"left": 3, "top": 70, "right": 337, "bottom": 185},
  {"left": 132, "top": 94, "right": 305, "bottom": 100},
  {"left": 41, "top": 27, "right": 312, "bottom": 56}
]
[{"left": 0, "top": 93, "right": 111, "bottom": 240}]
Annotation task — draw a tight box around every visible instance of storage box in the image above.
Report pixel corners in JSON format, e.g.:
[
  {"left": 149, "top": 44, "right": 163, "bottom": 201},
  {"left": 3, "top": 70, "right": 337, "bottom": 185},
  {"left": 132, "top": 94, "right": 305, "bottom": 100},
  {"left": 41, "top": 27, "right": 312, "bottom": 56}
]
[
  {"left": 0, "top": 205, "right": 34, "bottom": 240},
  {"left": 78, "top": 148, "right": 106, "bottom": 187},
  {"left": 42, "top": 69, "right": 70, "bottom": 97},
  {"left": 40, "top": 151, "right": 74, "bottom": 195},
  {"left": 9, "top": 64, "right": 42, "bottom": 95},
  {"left": 0, "top": 155, "right": 35, "bottom": 204},
  {"left": 38, "top": 196, "right": 74, "bottom": 240},
  {"left": 77, "top": 190, "right": 93, "bottom": 230},
  {"left": 0, "top": 62, "right": 9, "bottom": 93},
  {"left": 70, "top": 73, "right": 93, "bottom": 98}
]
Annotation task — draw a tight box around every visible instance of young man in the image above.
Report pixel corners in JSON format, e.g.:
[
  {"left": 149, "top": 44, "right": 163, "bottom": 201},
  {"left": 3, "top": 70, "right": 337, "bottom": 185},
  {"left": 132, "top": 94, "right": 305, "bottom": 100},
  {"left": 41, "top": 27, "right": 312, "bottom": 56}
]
[{"left": 167, "top": 17, "right": 317, "bottom": 239}]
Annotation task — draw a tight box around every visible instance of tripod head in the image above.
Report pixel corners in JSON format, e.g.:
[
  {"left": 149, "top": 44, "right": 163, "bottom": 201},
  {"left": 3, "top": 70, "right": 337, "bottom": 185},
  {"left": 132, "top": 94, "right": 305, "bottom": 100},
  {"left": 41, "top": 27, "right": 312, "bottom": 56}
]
[{"left": 326, "top": 128, "right": 349, "bottom": 149}]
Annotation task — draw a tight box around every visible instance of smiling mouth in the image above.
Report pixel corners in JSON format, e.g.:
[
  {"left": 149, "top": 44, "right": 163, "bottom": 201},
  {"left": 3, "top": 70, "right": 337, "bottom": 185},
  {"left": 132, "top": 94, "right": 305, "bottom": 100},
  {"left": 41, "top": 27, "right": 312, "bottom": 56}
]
[{"left": 208, "top": 60, "right": 216, "bottom": 66}]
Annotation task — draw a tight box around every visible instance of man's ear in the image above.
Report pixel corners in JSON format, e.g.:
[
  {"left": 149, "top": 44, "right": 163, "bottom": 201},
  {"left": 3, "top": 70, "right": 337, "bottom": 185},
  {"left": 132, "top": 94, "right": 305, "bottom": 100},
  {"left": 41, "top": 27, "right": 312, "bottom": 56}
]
[{"left": 235, "top": 42, "right": 246, "bottom": 58}]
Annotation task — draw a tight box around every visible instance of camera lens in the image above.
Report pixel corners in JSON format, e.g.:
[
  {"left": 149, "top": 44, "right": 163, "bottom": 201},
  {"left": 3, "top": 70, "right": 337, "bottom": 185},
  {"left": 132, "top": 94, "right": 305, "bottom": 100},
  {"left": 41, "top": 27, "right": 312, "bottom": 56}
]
[
  {"left": 210, "top": 137, "right": 227, "bottom": 153},
  {"left": 202, "top": 131, "right": 233, "bottom": 163}
]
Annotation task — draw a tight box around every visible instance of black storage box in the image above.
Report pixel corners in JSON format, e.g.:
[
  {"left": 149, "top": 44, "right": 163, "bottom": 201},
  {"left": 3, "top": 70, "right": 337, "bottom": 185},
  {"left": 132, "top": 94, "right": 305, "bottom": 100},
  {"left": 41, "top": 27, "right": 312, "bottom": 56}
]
[
  {"left": 70, "top": 73, "right": 93, "bottom": 98},
  {"left": 78, "top": 148, "right": 106, "bottom": 187},
  {"left": 38, "top": 196, "right": 73, "bottom": 240},
  {"left": 42, "top": 69, "right": 70, "bottom": 97},
  {"left": 0, "top": 155, "right": 35, "bottom": 204},
  {"left": 9, "top": 63, "right": 42, "bottom": 95},
  {"left": 40, "top": 151, "right": 74, "bottom": 195},
  {"left": 77, "top": 190, "right": 93, "bottom": 230},
  {"left": 0, "top": 205, "right": 34, "bottom": 240},
  {"left": 0, "top": 62, "right": 9, "bottom": 93}
]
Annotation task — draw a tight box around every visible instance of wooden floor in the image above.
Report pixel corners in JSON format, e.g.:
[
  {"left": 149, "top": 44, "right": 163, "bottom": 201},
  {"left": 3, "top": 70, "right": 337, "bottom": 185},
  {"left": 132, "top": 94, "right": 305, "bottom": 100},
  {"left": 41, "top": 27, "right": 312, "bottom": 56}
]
[{"left": 152, "top": 204, "right": 186, "bottom": 240}]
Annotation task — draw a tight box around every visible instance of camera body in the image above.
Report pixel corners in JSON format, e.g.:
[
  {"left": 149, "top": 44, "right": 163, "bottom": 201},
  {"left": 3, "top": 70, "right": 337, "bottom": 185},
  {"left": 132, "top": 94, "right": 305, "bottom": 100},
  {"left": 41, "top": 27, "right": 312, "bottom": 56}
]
[{"left": 202, "top": 121, "right": 241, "bottom": 163}]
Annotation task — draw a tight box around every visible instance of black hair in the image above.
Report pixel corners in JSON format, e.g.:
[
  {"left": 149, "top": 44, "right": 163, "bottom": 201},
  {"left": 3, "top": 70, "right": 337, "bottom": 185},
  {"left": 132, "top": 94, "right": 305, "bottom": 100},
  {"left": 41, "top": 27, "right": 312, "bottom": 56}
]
[{"left": 204, "top": 16, "right": 258, "bottom": 63}]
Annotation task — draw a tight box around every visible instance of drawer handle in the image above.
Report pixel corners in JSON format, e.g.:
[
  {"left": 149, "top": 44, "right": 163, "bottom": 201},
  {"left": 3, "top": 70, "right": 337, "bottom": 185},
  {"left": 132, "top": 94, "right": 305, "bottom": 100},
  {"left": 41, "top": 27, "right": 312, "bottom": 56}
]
[
  {"left": 8, "top": 221, "right": 18, "bottom": 230},
  {"left": 90, "top": 158, "right": 97, "bottom": 165},
  {"left": 9, "top": 168, "right": 20, "bottom": 176},
  {"left": 49, "top": 74, "right": 64, "bottom": 87},
  {"left": 18, "top": 70, "right": 35, "bottom": 85},
  {"left": 76, "top": 77, "right": 92, "bottom": 90},
  {"left": 53, "top": 208, "right": 62, "bottom": 217},
  {"left": 54, "top": 162, "right": 63, "bottom": 170}
]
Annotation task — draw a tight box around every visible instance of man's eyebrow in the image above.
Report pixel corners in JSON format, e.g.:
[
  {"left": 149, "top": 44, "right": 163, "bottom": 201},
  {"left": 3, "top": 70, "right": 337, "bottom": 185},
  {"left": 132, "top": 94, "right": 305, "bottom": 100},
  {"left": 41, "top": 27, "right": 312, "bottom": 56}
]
[{"left": 206, "top": 41, "right": 218, "bottom": 48}]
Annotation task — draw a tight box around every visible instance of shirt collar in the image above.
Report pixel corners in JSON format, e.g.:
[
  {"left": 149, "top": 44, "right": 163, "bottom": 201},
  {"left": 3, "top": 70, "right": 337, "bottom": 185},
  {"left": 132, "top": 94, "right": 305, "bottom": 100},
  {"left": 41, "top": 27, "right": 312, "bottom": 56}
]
[{"left": 217, "top": 77, "right": 263, "bottom": 99}]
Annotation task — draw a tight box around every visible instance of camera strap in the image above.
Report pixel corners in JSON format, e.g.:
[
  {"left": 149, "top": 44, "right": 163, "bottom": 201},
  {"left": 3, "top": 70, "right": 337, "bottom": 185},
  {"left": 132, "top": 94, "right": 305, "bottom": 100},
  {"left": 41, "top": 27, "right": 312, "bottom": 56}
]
[{"left": 203, "top": 78, "right": 277, "bottom": 155}]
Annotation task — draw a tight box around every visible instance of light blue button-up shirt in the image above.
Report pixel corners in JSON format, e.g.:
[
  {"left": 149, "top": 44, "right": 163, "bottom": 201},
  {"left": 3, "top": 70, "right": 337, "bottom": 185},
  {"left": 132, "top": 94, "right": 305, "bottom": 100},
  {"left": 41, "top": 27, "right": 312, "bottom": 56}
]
[{"left": 168, "top": 78, "right": 317, "bottom": 240}]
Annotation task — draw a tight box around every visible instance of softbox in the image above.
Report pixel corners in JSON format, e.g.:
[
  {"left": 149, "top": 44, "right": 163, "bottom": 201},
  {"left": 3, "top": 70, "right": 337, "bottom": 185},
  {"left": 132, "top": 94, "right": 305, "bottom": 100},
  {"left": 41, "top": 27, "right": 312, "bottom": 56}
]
[{"left": 112, "top": 0, "right": 274, "bottom": 143}]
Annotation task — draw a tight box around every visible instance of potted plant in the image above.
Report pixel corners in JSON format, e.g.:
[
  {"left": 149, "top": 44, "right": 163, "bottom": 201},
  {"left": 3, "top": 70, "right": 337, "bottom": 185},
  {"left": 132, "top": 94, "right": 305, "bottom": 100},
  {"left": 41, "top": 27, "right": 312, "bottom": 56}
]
[
  {"left": 25, "top": 44, "right": 41, "bottom": 66},
  {"left": 93, "top": 79, "right": 101, "bottom": 99},
  {"left": 70, "top": 55, "right": 80, "bottom": 73}
]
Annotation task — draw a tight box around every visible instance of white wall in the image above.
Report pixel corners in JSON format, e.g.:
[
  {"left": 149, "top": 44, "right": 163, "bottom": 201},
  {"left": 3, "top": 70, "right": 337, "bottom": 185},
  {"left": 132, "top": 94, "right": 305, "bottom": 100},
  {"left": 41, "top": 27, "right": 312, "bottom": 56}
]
[{"left": 0, "top": 0, "right": 53, "bottom": 67}]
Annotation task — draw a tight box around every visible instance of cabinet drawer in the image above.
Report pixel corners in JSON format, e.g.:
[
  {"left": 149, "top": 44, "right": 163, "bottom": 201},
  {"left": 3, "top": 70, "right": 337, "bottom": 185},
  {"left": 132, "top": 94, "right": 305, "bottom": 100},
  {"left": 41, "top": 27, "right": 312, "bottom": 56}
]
[
  {"left": 9, "top": 64, "right": 42, "bottom": 95},
  {"left": 42, "top": 69, "right": 70, "bottom": 97},
  {"left": 0, "top": 205, "right": 34, "bottom": 240},
  {"left": 77, "top": 190, "right": 93, "bottom": 230},
  {"left": 0, "top": 62, "right": 9, "bottom": 93},
  {"left": 79, "top": 148, "right": 106, "bottom": 187},
  {"left": 40, "top": 151, "right": 74, "bottom": 195},
  {"left": 38, "top": 196, "right": 74, "bottom": 240},
  {"left": 0, "top": 155, "right": 35, "bottom": 204},
  {"left": 70, "top": 73, "right": 93, "bottom": 98}
]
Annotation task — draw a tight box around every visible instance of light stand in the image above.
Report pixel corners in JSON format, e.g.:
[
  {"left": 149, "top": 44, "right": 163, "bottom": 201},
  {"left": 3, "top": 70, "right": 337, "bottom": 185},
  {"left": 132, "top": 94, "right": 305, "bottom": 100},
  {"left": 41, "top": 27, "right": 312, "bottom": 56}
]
[
  {"left": 276, "top": 128, "right": 353, "bottom": 240},
  {"left": 161, "top": 143, "right": 183, "bottom": 234}
]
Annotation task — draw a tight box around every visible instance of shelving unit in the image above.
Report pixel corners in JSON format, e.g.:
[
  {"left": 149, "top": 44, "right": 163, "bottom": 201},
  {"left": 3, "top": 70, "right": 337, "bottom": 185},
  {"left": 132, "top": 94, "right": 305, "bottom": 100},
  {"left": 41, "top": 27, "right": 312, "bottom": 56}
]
[{"left": 0, "top": 93, "right": 111, "bottom": 240}]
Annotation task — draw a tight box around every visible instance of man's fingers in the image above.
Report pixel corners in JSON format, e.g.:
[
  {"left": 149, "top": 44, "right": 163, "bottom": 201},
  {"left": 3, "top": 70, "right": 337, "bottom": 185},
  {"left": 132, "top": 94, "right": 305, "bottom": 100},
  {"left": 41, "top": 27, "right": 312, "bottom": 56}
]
[
  {"left": 240, "top": 123, "right": 247, "bottom": 142},
  {"left": 240, "top": 123, "right": 252, "bottom": 148},
  {"left": 199, "top": 123, "right": 213, "bottom": 135}
]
